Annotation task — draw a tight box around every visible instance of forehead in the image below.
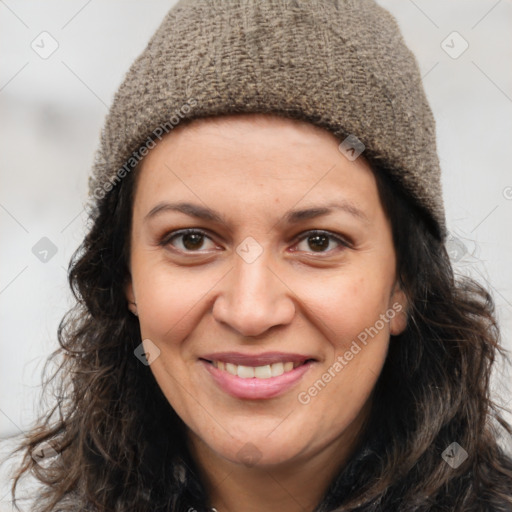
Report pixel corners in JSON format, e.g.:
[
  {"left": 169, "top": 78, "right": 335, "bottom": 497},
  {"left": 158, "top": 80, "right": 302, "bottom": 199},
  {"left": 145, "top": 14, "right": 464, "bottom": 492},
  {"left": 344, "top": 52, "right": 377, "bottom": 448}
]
[{"left": 132, "top": 113, "right": 382, "bottom": 224}]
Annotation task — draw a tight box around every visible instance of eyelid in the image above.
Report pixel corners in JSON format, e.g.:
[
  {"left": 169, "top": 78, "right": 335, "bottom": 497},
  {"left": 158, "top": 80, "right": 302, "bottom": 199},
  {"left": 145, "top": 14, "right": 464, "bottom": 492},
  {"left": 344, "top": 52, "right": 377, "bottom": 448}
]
[
  {"left": 291, "top": 229, "right": 352, "bottom": 251},
  {"left": 159, "top": 228, "right": 351, "bottom": 254},
  {"left": 159, "top": 228, "right": 218, "bottom": 249}
]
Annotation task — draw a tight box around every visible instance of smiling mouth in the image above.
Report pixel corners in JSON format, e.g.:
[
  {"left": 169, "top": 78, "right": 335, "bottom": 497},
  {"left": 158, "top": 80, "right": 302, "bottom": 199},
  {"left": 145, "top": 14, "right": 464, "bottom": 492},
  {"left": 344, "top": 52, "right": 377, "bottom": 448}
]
[{"left": 200, "top": 358, "right": 315, "bottom": 379}]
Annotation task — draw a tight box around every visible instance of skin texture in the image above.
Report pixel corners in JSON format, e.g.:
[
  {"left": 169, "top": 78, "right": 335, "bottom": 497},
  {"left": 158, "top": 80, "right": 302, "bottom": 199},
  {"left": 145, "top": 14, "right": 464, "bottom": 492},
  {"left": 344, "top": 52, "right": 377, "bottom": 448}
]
[{"left": 125, "top": 113, "right": 408, "bottom": 512}]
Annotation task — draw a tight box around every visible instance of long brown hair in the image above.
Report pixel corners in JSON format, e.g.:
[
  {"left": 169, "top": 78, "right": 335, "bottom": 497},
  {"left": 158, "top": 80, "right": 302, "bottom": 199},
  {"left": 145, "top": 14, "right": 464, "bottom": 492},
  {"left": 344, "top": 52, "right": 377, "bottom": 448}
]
[{"left": 6, "top": 131, "right": 512, "bottom": 511}]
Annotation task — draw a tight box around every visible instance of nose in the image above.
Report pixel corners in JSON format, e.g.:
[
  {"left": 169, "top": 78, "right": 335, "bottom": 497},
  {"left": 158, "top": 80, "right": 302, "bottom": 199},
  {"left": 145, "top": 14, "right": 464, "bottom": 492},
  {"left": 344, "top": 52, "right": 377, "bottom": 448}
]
[{"left": 212, "top": 250, "right": 296, "bottom": 338}]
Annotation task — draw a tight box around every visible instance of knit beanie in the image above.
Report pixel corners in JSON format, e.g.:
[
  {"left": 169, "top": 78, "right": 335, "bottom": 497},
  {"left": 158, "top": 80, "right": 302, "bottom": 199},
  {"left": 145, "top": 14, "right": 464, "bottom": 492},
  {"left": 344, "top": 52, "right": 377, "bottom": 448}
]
[{"left": 88, "top": 0, "right": 447, "bottom": 241}]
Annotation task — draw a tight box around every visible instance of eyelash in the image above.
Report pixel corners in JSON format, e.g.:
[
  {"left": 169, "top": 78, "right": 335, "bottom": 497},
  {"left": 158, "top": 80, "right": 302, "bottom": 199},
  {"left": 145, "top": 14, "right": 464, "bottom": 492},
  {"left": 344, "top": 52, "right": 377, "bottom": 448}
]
[{"left": 159, "top": 228, "right": 351, "bottom": 255}]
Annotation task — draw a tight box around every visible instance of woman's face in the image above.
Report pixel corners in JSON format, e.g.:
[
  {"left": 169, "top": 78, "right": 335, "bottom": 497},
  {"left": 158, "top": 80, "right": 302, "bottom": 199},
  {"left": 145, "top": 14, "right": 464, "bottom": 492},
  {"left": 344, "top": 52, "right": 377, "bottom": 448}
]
[{"left": 126, "top": 113, "right": 407, "bottom": 469}]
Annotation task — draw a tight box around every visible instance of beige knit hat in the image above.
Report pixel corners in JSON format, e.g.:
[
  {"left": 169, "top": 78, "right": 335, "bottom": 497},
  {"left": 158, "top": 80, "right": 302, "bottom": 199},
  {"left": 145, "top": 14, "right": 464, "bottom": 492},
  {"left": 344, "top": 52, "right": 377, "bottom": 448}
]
[{"left": 88, "top": 0, "right": 447, "bottom": 240}]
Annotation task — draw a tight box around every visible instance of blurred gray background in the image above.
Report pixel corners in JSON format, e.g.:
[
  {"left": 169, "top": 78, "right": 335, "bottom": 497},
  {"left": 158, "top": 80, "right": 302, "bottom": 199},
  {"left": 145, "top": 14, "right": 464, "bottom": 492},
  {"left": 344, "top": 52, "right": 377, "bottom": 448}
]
[{"left": 1, "top": 1, "right": 512, "bottom": 509}]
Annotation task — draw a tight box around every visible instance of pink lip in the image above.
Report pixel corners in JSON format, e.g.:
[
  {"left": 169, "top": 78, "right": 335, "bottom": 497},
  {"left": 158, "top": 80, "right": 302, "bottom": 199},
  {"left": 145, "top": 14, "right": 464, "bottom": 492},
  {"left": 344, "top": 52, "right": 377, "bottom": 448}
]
[
  {"left": 200, "top": 359, "right": 315, "bottom": 400},
  {"left": 200, "top": 351, "right": 315, "bottom": 366}
]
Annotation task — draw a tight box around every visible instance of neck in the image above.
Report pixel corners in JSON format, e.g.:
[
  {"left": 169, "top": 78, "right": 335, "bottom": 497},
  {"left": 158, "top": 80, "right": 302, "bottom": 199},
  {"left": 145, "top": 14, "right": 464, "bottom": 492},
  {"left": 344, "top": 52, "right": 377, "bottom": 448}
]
[{"left": 186, "top": 412, "right": 368, "bottom": 512}]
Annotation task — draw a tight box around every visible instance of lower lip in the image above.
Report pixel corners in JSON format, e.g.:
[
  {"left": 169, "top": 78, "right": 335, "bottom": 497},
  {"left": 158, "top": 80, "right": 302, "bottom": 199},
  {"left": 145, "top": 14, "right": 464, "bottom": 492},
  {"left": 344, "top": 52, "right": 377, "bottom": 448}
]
[{"left": 200, "top": 359, "right": 315, "bottom": 400}]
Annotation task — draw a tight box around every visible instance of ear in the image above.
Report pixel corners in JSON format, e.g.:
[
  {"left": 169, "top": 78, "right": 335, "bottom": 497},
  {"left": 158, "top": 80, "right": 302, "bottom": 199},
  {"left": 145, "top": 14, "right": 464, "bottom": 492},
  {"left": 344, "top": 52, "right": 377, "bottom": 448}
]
[
  {"left": 125, "top": 278, "right": 138, "bottom": 317},
  {"left": 389, "top": 281, "right": 408, "bottom": 336}
]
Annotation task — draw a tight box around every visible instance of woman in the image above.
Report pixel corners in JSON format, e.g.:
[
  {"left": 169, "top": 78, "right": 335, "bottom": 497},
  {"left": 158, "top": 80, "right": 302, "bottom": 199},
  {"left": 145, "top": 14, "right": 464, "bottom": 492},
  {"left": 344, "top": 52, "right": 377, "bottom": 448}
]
[{"left": 8, "top": 0, "right": 512, "bottom": 510}]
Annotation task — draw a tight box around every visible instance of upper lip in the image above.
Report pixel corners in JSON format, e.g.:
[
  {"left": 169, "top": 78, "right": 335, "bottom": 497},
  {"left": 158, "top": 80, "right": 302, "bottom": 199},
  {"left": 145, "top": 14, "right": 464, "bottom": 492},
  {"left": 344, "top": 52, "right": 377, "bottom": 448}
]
[{"left": 200, "top": 352, "right": 316, "bottom": 367}]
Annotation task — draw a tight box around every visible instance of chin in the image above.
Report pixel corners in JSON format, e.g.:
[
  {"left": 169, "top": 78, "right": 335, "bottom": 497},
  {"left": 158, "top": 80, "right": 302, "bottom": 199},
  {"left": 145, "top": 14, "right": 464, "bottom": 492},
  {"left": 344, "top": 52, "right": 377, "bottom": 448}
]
[{"left": 202, "top": 432, "right": 306, "bottom": 468}]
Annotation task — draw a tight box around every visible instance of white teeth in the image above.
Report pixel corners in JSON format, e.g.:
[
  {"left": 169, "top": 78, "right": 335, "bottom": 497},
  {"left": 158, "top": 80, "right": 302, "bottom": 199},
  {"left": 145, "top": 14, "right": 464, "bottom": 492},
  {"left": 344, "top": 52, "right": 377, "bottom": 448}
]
[
  {"left": 211, "top": 360, "right": 304, "bottom": 378},
  {"left": 237, "top": 365, "right": 255, "bottom": 378},
  {"left": 270, "top": 362, "right": 284, "bottom": 377},
  {"left": 254, "top": 365, "right": 272, "bottom": 379},
  {"left": 225, "top": 363, "right": 238, "bottom": 376}
]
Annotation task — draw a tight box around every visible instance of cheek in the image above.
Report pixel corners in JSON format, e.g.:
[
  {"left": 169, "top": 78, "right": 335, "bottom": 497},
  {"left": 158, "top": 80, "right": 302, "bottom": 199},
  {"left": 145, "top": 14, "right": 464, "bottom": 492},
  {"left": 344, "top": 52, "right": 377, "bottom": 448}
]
[
  {"left": 295, "top": 268, "right": 393, "bottom": 401},
  {"left": 295, "top": 272, "right": 392, "bottom": 434},
  {"left": 298, "top": 270, "right": 393, "bottom": 346},
  {"left": 131, "top": 253, "right": 189, "bottom": 336},
  {"left": 132, "top": 255, "right": 224, "bottom": 344}
]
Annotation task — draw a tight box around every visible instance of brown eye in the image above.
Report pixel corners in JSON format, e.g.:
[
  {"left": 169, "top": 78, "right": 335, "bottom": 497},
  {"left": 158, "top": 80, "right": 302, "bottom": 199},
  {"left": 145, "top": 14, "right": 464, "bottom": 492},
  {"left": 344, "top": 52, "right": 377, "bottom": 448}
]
[
  {"left": 181, "top": 232, "right": 206, "bottom": 250},
  {"left": 295, "top": 230, "right": 349, "bottom": 254},
  {"left": 306, "top": 233, "right": 330, "bottom": 252},
  {"left": 161, "top": 229, "right": 217, "bottom": 252}
]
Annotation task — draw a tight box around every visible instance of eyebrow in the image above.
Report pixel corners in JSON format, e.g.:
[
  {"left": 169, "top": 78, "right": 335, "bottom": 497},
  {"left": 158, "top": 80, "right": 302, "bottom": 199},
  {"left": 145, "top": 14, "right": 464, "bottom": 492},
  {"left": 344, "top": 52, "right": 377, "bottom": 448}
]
[{"left": 144, "top": 200, "right": 369, "bottom": 225}]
